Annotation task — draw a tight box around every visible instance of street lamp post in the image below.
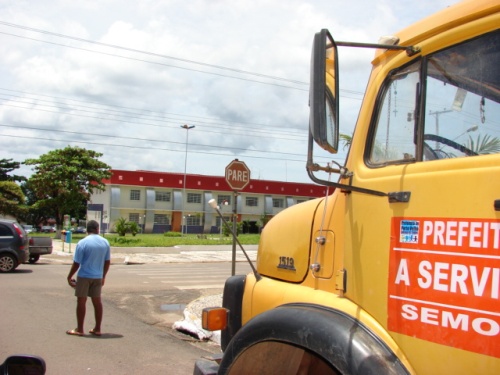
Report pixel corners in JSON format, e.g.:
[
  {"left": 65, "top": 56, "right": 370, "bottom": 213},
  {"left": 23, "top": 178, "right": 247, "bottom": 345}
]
[
  {"left": 181, "top": 124, "right": 195, "bottom": 235},
  {"left": 219, "top": 200, "right": 229, "bottom": 240}
]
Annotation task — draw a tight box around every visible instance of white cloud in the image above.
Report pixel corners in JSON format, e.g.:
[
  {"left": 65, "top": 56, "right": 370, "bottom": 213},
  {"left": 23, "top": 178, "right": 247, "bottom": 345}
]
[{"left": 0, "top": 0, "right": 461, "bottom": 183}]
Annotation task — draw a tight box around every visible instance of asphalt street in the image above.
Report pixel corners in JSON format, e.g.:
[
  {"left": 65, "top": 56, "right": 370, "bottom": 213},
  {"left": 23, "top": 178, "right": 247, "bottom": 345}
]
[{"left": 39, "top": 238, "right": 258, "bottom": 347}]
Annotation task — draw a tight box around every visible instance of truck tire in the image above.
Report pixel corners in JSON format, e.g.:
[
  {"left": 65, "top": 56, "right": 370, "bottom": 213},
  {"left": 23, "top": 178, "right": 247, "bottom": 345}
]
[
  {"left": 0, "top": 253, "right": 17, "bottom": 273},
  {"left": 219, "top": 303, "right": 410, "bottom": 375},
  {"left": 29, "top": 254, "right": 40, "bottom": 264}
]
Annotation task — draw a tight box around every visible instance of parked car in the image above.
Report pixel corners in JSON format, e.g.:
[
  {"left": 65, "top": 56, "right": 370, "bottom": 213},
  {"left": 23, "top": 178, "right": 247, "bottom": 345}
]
[
  {"left": 0, "top": 219, "right": 29, "bottom": 272},
  {"left": 40, "top": 226, "right": 56, "bottom": 233},
  {"left": 73, "top": 226, "right": 86, "bottom": 234},
  {"left": 22, "top": 224, "right": 34, "bottom": 233},
  {"left": 28, "top": 236, "right": 53, "bottom": 264}
]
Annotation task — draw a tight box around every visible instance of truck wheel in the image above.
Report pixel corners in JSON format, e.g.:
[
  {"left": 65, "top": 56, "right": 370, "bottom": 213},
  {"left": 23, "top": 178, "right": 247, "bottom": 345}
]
[
  {"left": 222, "top": 340, "right": 339, "bottom": 375},
  {"left": 29, "top": 255, "right": 40, "bottom": 264},
  {"left": 0, "top": 254, "right": 17, "bottom": 272}
]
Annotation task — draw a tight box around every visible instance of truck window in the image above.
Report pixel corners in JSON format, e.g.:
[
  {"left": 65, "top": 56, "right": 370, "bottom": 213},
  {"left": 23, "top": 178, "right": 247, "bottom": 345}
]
[
  {"left": 369, "top": 30, "right": 500, "bottom": 165},
  {"left": 424, "top": 30, "right": 500, "bottom": 159},
  {"left": 369, "top": 61, "right": 421, "bottom": 164}
]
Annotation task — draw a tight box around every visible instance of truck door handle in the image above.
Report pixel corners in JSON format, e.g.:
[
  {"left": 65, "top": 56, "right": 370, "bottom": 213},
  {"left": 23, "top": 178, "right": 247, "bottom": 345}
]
[{"left": 495, "top": 200, "right": 500, "bottom": 211}]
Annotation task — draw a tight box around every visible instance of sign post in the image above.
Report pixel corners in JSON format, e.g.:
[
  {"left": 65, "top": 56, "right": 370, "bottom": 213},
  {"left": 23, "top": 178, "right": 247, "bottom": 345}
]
[{"left": 225, "top": 159, "right": 251, "bottom": 275}]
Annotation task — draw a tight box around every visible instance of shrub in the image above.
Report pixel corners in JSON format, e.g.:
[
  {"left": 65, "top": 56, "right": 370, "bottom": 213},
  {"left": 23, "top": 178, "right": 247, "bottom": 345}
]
[
  {"left": 114, "top": 217, "right": 128, "bottom": 236},
  {"left": 128, "top": 221, "right": 140, "bottom": 236}
]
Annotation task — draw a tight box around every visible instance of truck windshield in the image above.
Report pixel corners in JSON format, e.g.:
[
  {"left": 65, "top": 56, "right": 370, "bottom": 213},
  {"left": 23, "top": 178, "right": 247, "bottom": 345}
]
[{"left": 369, "top": 29, "right": 500, "bottom": 164}]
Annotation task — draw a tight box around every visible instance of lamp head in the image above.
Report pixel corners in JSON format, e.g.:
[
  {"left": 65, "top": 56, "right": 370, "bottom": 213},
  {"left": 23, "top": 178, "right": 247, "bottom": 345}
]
[{"left": 208, "top": 199, "right": 218, "bottom": 209}]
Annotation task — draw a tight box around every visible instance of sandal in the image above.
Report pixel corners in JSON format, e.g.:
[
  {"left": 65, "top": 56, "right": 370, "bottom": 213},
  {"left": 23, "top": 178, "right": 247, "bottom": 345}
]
[
  {"left": 66, "top": 329, "right": 84, "bottom": 337},
  {"left": 89, "top": 329, "right": 102, "bottom": 336}
]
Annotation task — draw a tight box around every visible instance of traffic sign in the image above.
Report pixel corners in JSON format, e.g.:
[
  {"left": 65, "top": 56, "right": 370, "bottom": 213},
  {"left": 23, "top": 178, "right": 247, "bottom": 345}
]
[{"left": 225, "top": 159, "right": 250, "bottom": 190}]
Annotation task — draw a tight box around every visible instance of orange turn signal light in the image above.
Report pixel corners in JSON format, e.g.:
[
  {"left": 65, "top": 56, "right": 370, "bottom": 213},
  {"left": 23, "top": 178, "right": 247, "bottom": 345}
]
[{"left": 202, "top": 307, "right": 229, "bottom": 331}]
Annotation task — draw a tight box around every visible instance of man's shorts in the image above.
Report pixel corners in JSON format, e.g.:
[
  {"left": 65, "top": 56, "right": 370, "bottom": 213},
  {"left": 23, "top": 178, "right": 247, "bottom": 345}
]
[{"left": 75, "top": 277, "right": 103, "bottom": 298}]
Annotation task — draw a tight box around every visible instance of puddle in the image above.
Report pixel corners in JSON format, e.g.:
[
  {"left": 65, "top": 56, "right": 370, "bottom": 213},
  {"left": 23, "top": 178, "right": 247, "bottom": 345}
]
[{"left": 160, "top": 304, "right": 186, "bottom": 312}]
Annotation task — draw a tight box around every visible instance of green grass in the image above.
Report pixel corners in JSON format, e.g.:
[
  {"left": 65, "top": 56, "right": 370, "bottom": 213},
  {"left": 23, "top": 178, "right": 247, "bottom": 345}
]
[
  {"left": 35, "top": 232, "right": 261, "bottom": 247},
  {"left": 107, "top": 233, "right": 261, "bottom": 247}
]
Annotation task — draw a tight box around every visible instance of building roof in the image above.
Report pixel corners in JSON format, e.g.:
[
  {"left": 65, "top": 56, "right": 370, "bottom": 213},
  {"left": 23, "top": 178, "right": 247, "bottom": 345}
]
[{"left": 104, "top": 169, "right": 327, "bottom": 198}]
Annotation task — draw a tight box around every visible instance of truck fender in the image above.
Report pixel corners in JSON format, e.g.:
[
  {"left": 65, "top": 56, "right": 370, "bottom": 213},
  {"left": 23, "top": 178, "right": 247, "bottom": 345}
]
[
  {"left": 221, "top": 274, "right": 246, "bottom": 350},
  {"left": 219, "top": 303, "right": 410, "bottom": 375}
]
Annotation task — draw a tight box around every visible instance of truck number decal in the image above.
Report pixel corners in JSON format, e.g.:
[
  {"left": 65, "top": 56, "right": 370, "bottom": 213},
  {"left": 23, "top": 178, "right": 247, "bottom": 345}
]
[
  {"left": 277, "top": 256, "right": 296, "bottom": 271},
  {"left": 388, "top": 217, "right": 500, "bottom": 358}
]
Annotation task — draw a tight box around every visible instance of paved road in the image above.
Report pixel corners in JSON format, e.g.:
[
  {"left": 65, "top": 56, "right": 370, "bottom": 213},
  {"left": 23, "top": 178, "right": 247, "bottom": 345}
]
[
  {"left": 119, "top": 262, "right": 252, "bottom": 290},
  {"left": 1, "top": 263, "right": 225, "bottom": 374}
]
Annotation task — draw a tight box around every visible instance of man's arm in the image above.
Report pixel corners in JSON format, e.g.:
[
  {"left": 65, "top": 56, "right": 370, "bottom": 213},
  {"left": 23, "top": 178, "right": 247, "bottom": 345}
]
[
  {"left": 102, "top": 260, "right": 110, "bottom": 286},
  {"left": 67, "top": 261, "right": 80, "bottom": 288}
]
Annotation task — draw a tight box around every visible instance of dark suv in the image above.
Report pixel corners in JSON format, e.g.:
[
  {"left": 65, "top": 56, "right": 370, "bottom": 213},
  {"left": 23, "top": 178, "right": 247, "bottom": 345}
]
[{"left": 0, "top": 219, "right": 29, "bottom": 272}]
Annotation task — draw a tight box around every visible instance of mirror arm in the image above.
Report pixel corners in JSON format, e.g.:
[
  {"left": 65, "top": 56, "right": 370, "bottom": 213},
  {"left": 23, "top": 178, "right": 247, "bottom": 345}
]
[
  {"left": 307, "top": 166, "right": 388, "bottom": 197},
  {"left": 336, "top": 41, "right": 421, "bottom": 57},
  {"left": 307, "top": 133, "right": 387, "bottom": 197}
]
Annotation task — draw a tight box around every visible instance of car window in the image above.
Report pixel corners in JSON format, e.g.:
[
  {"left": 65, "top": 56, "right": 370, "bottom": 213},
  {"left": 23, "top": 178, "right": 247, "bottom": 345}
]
[{"left": 0, "top": 224, "right": 12, "bottom": 237}]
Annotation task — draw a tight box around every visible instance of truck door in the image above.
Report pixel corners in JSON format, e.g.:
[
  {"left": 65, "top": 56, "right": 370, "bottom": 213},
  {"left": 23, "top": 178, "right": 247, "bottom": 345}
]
[{"left": 345, "top": 29, "right": 500, "bottom": 371}]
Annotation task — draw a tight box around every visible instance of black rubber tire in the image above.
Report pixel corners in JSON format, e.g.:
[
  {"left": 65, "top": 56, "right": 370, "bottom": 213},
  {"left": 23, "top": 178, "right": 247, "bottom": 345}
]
[
  {"left": 0, "top": 254, "right": 17, "bottom": 273},
  {"left": 29, "top": 254, "right": 40, "bottom": 264}
]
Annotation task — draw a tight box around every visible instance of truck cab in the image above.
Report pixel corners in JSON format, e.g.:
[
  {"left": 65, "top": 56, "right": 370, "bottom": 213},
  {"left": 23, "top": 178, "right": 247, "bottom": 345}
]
[{"left": 195, "top": 1, "right": 500, "bottom": 374}]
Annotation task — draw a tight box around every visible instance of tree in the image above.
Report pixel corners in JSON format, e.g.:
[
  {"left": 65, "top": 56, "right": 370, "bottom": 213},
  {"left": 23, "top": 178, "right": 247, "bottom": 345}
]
[
  {"left": 0, "top": 159, "right": 26, "bottom": 218},
  {"left": 0, "top": 158, "right": 26, "bottom": 183},
  {"left": 0, "top": 181, "right": 26, "bottom": 217},
  {"left": 339, "top": 133, "right": 352, "bottom": 151},
  {"left": 24, "top": 146, "right": 112, "bottom": 232},
  {"left": 464, "top": 134, "right": 500, "bottom": 155},
  {"left": 18, "top": 180, "right": 54, "bottom": 227}
]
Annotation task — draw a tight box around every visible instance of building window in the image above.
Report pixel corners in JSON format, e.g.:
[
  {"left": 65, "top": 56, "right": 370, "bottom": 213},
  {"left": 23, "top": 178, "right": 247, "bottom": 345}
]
[
  {"left": 187, "top": 193, "right": 202, "bottom": 204},
  {"left": 218, "top": 195, "right": 231, "bottom": 206},
  {"left": 155, "top": 191, "right": 171, "bottom": 202},
  {"left": 273, "top": 198, "right": 284, "bottom": 208},
  {"left": 129, "top": 213, "right": 140, "bottom": 223},
  {"left": 186, "top": 216, "right": 201, "bottom": 226},
  {"left": 216, "top": 216, "right": 231, "bottom": 227},
  {"left": 246, "top": 197, "right": 258, "bottom": 207},
  {"left": 130, "top": 190, "right": 140, "bottom": 201},
  {"left": 154, "top": 214, "right": 169, "bottom": 225}
]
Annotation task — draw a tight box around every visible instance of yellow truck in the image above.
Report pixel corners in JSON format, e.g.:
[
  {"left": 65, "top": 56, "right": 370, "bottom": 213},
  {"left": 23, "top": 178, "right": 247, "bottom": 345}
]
[{"left": 195, "top": 0, "right": 500, "bottom": 373}]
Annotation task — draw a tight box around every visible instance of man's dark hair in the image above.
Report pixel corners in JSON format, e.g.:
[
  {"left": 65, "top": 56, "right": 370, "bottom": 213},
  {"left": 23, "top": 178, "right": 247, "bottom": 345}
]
[{"left": 86, "top": 220, "right": 99, "bottom": 234}]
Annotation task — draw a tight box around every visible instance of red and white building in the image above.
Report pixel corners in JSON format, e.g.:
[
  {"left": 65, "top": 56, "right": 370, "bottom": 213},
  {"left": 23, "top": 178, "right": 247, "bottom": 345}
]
[{"left": 88, "top": 169, "right": 326, "bottom": 234}]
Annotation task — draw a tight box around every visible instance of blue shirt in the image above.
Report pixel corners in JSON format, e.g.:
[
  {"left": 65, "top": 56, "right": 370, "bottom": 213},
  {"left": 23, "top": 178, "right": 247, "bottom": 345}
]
[{"left": 73, "top": 234, "right": 111, "bottom": 279}]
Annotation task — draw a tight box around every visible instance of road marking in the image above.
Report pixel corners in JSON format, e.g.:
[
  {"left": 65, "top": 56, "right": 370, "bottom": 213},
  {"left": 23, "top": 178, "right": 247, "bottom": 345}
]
[{"left": 174, "top": 284, "right": 224, "bottom": 290}]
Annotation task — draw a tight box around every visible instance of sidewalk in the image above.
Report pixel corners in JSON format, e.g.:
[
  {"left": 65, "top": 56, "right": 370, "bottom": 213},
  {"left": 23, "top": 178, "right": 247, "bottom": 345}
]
[{"left": 44, "top": 239, "right": 258, "bottom": 265}]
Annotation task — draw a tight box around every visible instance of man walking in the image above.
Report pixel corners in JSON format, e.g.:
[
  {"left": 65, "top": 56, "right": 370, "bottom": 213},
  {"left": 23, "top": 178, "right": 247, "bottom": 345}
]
[{"left": 66, "top": 220, "right": 111, "bottom": 337}]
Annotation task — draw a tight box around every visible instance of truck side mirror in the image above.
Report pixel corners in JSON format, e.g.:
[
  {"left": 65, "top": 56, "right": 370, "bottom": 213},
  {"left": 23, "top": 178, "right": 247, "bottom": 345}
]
[
  {"left": 309, "top": 29, "right": 339, "bottom": 154},
  {"left": 1, "top": 355, "right": 46, "bottom": 374}
]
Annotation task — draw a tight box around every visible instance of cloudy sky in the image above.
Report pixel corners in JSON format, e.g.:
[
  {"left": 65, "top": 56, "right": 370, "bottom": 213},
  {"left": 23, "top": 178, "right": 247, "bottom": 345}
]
[{"left": 0, "top": 0, "right": 460, "bottom": 183}]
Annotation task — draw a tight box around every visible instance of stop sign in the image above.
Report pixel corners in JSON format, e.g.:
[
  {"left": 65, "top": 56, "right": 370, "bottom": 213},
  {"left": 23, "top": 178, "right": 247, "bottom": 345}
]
[{"left": 225, "top": 159, "right": 251, "bottom": 190}]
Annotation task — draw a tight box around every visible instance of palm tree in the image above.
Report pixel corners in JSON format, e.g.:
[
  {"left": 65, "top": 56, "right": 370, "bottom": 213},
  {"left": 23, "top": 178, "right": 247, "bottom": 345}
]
[{"left": 464, "top": 134, "right": 500, "bottom": 154}]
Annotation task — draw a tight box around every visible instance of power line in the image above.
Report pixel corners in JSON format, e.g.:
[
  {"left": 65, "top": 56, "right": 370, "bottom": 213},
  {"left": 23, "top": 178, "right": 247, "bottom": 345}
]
[
  {"left": 0, "top": 30, "right": 308, "bottom": 92},
  {"left": 0, "top": 99, "right": 307, "bottom": 141},
  {"left": 0, "top": 23, "right": 366, "bottom": 98},
  {"left": 0, "top": 133, "right": 321, "bottom": 164},
  {"left": 0, "top": 87, "right": 306, "bottom": 133},
  {"left": 0, "top": 122, "right": 308, "bottom": 158},
  {"left": 0, "top": 21, "right": 309, "bottom": 86}
]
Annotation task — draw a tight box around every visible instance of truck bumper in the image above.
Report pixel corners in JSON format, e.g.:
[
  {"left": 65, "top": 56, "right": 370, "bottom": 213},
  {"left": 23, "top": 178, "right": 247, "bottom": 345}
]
[
  {"left": 29, "top": 247, "right": 53, "bottom": 255},
  {"left": 193, "top": 358, "right": 219, "bottom": 375}
]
